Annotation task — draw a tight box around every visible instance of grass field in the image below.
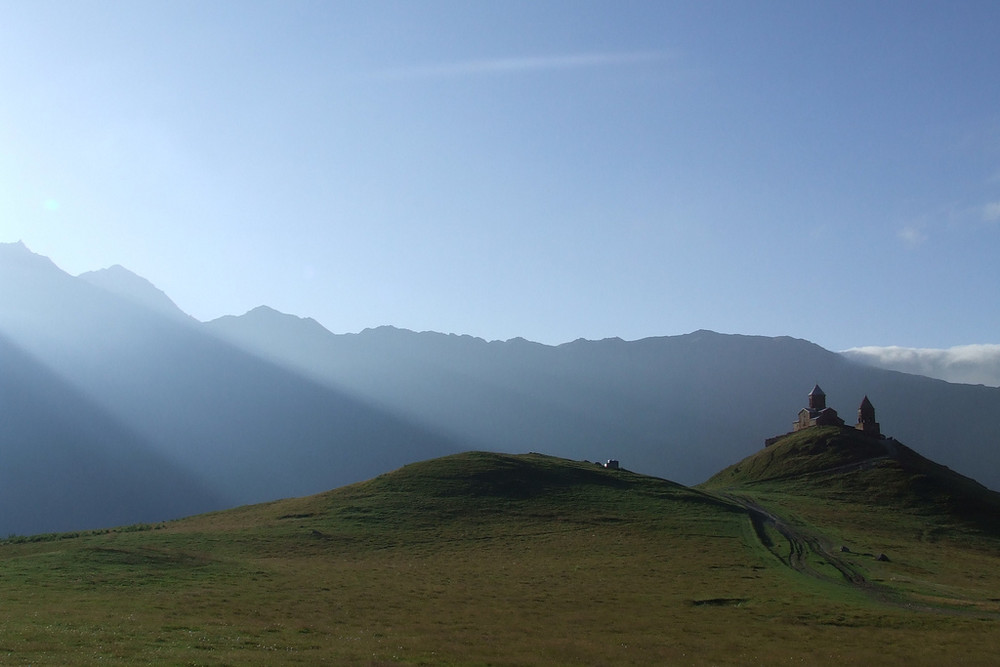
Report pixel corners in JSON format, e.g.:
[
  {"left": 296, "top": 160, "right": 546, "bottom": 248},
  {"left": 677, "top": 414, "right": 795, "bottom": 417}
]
[{"left": 1, "top": 450, "right": 999, "bottom": 664}]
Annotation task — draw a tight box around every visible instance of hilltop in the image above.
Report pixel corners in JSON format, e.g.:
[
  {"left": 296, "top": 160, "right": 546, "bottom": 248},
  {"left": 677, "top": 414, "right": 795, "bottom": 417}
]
[
  {"left": 703, "top": 385, "right": 1000, "bottom": 544},
  {"left": 174, "top": 451, "right": 729, "bottom": 539},
  {"left": 704, "top": 426, "right": 1000, "bottom": 535}
]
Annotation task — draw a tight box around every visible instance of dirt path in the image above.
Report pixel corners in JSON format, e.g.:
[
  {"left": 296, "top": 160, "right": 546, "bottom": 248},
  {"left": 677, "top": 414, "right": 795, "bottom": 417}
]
[
  {"left": 724, "top": 493, "right": 871, "bottom": 588},
  {"left": 718, "top": 492, "right": 1000, "bottom": 617}
]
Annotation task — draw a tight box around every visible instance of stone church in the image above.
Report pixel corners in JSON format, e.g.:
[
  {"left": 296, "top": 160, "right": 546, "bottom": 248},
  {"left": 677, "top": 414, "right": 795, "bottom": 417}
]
[
  {"left": 793, "top": 385, "right": 845, "bottom": 431},
  {"left": 766, "top": 385, "right": 882, "bottom": 446}
]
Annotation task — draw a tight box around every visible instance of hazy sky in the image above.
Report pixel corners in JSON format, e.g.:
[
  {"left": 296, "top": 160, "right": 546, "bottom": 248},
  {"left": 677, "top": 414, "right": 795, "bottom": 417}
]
[{"left": 2, "top": 1, "right": 999, "bottom": 349}]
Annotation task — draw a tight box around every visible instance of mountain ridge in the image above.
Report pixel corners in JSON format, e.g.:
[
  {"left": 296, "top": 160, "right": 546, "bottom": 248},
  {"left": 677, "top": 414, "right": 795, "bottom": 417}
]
[
  {"left": 205, "top": 307, "right": 1000, "bottom": 489},
  {"left": 2, "top": 242, "right": 1000, "bottom": 536},
  {"left": 77, "top": 264, "right": 192, "bottom": 321}
]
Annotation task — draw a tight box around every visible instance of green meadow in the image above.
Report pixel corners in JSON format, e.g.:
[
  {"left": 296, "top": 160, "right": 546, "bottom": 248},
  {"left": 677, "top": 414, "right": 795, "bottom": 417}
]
[{"left": 2, "top": 448, "right": 999, "bottom": 664}]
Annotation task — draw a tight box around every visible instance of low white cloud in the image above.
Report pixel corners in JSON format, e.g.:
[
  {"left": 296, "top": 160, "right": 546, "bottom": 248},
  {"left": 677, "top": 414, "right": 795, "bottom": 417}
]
[
  {"left": 841, "top": 345, "right": 1000, "bottom": 387},
  {"left": 375, "top": 51, "right": 667, "bottom": 79},
  {"left": 896, "top": 226, "right": 927, "bottom": 247}
]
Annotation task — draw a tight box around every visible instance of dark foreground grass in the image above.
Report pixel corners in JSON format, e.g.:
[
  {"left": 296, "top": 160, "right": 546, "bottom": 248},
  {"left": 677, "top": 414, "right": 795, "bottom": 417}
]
[{"left": 1, "top": 452, "right": 999, "bottom": 664}]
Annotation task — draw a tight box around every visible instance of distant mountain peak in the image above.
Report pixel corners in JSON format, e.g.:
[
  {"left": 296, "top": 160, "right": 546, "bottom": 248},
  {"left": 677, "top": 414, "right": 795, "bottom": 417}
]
[
  {"left": 77, "top": 265, "right": 190, "bottom": 321},
  {"left": 207, "top": 305, "right": 332, "bottom": 343},
  {"left": 247, "top": 305, "right": 283, "bottom": 315},
  {"left": 229, "top": 304, "right": 325, "bottom": 329},
  {"left": 0, "top": 240, "right": 64, "bottom": 272}
]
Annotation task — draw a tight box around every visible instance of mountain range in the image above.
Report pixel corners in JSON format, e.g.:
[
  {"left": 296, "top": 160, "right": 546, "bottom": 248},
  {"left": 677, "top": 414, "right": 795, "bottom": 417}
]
[{"left": 1, "top": 241, "right": 998, "bottom": 535}]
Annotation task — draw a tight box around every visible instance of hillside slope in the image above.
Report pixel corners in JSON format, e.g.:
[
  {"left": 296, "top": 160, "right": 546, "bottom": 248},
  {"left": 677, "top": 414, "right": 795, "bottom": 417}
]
[
  {"left": 0, "top": 243, "right": 464, "bottom": 533},
  {"left": 208, "top": 307, "right": 1000, "bottom": 492},
  {"left": 0, "top": 453, "right": 763, "bottom": 664},
  {"left": 0, "top": 334, "right": 225, "bottom": 535},
  {"left": 3, "top": 451, "right": 1000, "bottom": 664},
  {"left": 701, "top": 427, "right": 1000, "bottom": 618},
  {"left": 703, "top": 426, "right": 1000, "bottom": 533}
]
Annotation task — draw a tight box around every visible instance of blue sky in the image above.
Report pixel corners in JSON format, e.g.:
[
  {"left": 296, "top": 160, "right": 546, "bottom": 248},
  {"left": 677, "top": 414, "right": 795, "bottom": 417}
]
[{"left": 2, "top": 1, "right": 999, "bottom": 350}]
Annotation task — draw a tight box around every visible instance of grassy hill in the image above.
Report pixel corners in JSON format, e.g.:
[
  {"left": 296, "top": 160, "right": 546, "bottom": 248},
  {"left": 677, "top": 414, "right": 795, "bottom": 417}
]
[
  {"left": 703, "top": 426, "right": 1000, "bottom": 533},
  {"left": 2, "top": 450, "right": 1000, "bottom": 664},
  {"left": 702, "top": 426, "right": 1000, "bottom": 617}
]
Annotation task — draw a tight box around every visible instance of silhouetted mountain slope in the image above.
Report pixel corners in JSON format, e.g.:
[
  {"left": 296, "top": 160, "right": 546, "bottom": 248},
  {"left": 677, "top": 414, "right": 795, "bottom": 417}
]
[
  {"left": 77, "top": 264, "right": 191, "bottom": 321},
  {"left": 0, "top": 243, "right": 462, "bottom": 533},
  {"left": 0, "top": 332, "right": 225, "bottom": 535},
  {"left": 208, "top": 312, "right": 1000, "bottom": 492}
]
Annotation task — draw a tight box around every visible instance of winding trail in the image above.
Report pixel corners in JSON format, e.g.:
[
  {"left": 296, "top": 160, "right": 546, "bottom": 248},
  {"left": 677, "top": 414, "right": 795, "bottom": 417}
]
[
  {"left": 717, "top": 492, "right": 1000, "bottom": 617},
  {"left": 711, "top": 442, "right": 907, "bottom": 592},
  {"left": 723, "top": 493, "right": 871, "bottom": 588}
]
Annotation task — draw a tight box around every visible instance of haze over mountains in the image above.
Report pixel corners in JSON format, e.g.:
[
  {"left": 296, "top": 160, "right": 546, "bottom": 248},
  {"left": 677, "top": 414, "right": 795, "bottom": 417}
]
[{"left": 1, "top": 241, "right": 999, "bottom": 536}]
